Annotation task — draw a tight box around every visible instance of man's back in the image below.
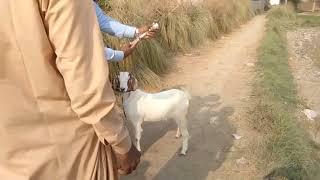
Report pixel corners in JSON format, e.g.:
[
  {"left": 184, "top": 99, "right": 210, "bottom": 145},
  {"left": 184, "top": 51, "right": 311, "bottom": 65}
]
[{"left": 0, "top": 1, "right": 119, "bottom": 179}]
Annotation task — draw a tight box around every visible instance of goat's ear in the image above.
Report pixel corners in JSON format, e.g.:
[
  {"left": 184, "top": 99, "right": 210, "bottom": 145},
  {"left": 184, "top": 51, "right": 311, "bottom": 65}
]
[
  {"left": 112, "top": 75, "right": 120, "bottom": 91},
  {"left": 133, "top": 77, "right": 138, "bottom": 90},
  {"left": 129, "top": 73, "right": 134, "bottom": 79},
  {"left": 127, "top": 73, "right": 138, "bottom": 91}
]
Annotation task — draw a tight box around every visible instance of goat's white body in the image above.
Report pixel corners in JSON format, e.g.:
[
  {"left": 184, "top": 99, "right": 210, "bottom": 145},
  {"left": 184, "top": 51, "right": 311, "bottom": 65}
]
[{"left": 123, "top": 89, "right": 190, "bottom": 155}]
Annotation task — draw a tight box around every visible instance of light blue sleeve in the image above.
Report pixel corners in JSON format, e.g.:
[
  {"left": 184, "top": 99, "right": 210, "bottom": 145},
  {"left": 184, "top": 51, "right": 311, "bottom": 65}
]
[
  {"left": 105, "top": 48, "right": 124, "bottom": 62},
  {"left": 94, "top": 2, "right": 137, "bottom": 38}
]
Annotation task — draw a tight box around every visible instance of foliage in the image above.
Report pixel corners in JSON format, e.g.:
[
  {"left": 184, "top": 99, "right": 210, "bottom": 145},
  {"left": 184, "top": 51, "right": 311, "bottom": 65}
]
[{"left": 97, "top": 0, "right": 252, "bottom": 87}]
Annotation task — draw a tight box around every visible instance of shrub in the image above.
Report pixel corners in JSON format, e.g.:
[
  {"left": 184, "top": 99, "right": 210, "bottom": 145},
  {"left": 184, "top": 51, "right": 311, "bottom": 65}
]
[{"left": 98, "top": 0, "right": 252, "bottom": 87}]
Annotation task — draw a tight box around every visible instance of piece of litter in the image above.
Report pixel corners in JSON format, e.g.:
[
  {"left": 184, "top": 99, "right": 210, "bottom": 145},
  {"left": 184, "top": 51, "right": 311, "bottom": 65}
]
[
  {"left": 229, "top": 146, "right": 236, "bottom": 152},
  {"left": 184, "top": 51, "right": 200, "bottom": 57},
  {"left": 199, "top": 106, "right": 210, "bottom": 113},
  {"left": 232, "top": 134, "right": 242, "bottom": 140},
  {"left": 236, "top": 157, "right": 248, "bottom": 165},
  {"left": 303, "top": 109, "right": 318, "bottom": 121},
  {"left": 246, "top": 63, "right": 255, "bottom": 67},
  {"left": 240, "top": 97, "right": 249, "bottom": 102},
  {"left": 210, "top": 116, "right": 218, "bottom": 125}
]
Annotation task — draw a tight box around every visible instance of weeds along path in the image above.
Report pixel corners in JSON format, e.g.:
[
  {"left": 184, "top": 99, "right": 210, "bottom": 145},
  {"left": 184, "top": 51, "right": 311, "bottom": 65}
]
[{"left": 122, "top": 15, "right": 266, "bottom": 180}]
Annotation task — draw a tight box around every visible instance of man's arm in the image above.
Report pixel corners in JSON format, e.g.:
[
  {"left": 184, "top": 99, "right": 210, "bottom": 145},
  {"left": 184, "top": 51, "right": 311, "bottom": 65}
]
[
  {"left": 44, "top": 0, "right": 131, "bottom": 154},
  {"left": 105, "top": 48, "right": 124, "bottom": 62},
  {"left": 104, "top": 42, "right": 137, "bottom": 62},
  {"left": 94, "top": 1, "right": 137, "bottom": 39}
]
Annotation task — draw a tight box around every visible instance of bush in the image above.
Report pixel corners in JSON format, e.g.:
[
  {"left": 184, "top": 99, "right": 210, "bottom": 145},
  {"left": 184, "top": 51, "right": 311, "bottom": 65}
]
[{"left": 98, "top": 0, "right": 252, "bottom": 87}]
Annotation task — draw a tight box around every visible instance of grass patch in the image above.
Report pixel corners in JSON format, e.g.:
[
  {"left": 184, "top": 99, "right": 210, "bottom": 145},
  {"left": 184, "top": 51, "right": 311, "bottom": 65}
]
[
  {"left": 253, "top": 6, "right": 320, "bottom": 179},
  {"left": 297, "top": 15, "right": 320, "bottom": 27}
]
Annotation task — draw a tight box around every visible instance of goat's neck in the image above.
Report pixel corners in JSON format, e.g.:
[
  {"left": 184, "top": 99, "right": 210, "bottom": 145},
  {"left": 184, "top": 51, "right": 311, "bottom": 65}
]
[
  {"left": 123, "top": 89, "right": 138, "bottom": 100},
  {"left": 122, "top": 89, "right": 146, "bottom": 101},
  {"left": 122, "top": 91, "right": 132, "bottom": 101}
]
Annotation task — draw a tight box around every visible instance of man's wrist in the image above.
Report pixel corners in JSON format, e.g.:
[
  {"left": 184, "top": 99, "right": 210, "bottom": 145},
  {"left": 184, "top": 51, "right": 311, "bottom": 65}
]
[
  {"left": 112, "top": 135, "right": 132, "bottom": 155},
  {"left": 104, "top": 48, "right": 124, "bottom": 62},
  {"left": 134, "top": 28, "right": 139, "bottom": 38}
]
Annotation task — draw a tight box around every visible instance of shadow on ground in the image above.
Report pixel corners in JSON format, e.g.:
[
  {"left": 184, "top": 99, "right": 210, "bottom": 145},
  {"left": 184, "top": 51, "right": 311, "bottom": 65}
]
[{"left": 122, "top": 94, "right": 235, "bottom": 180}]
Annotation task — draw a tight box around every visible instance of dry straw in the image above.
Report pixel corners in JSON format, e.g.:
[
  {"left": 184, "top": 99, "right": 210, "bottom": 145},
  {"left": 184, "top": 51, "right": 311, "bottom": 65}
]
[{"left": 98, "top": 0, "right": 252, "bottom": 87}]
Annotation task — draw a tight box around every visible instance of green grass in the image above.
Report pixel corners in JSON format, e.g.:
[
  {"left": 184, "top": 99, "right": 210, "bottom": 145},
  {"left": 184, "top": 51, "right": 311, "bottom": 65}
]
[
  {"left": 98, "top": 0, "right": 253, "bottom": 88},
  {"left": 253, "top": 7, "right": 320, "bottom": 179},
  {"left": 297, "top": 15, "right": 320, "bottom": 27}
]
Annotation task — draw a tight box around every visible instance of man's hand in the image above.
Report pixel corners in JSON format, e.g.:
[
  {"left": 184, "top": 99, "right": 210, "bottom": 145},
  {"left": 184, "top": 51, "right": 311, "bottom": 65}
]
[
  {"left": 137, "top": 25, "right": 158, "bottom": 39},
  {"left": 115, "top": 144, "right": 141, "bottom": 175},
  {"left": 120, "top": 42, "right": 137, "bottom": 58}
]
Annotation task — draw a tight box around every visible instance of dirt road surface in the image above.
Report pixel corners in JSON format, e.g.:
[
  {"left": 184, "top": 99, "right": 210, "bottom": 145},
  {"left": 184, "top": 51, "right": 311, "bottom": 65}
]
[{"left": 122, "top": 15, "right": 266, "bottom": 180}]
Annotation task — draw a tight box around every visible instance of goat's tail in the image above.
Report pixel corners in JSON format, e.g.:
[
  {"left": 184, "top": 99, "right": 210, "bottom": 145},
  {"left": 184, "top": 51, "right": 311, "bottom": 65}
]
[{"left": 180, "top": 87, "right": 191, "bottom": 100}]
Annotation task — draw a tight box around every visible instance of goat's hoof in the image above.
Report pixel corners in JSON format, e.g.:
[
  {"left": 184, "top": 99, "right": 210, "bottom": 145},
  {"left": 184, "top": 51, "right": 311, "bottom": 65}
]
[
  {"left": 179, "top": 152, "right": 187, "bottom": 156},
  {"left": 175, "top": 135, "right": 181, "bottom": 139}
]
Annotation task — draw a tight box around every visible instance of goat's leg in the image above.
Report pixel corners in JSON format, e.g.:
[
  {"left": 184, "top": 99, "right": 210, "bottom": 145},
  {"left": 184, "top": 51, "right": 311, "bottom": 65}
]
[
  {"left": 135, "top": 121, "right": 143, "bottom": 152},
  {"left": 179, "top": 116, "right": 189, "bottom": 155},
  {"left": 174, "top": 118, "right": 181, "bottom": 138},
  {"left": 175, "top": 127, "right": 181, "bottom": 138}
]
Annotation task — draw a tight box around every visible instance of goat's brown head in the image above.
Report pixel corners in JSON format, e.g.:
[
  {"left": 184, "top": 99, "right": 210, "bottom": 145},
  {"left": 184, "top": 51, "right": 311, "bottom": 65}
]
[{"left": 112, "top": 72, "right": 138, "bottom": 92}]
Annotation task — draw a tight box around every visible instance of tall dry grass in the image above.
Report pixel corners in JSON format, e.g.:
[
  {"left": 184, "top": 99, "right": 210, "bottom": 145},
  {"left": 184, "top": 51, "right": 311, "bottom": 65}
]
[{"left": 97, "top": 0, "right": 253, "bottom": 87}]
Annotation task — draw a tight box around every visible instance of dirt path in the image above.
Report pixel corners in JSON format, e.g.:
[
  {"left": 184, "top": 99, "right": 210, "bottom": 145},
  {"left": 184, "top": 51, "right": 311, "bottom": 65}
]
[{"left": 123, "top": 15, "right": 266, "bottom": 180}]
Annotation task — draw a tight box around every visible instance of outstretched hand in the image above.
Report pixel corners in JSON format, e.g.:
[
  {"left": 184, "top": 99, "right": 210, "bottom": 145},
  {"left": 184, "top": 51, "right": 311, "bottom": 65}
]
[
  {"left": 120, "top": 42, "right": 137, "bottom": 58},
  {"left": 137, "top": 24, "right": 158, "bottom": 39}
]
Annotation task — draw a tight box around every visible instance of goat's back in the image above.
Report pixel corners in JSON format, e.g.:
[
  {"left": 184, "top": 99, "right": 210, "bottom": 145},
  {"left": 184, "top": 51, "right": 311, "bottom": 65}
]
[
  {"left": 124, "top": 89, "right": 190, "bottom": 122},
  {"left": 144, "top": 89, "right": 190, "bottom": 120}
]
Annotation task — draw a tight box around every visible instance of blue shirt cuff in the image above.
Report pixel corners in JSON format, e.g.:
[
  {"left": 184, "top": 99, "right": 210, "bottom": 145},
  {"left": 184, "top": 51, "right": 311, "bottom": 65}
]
[
  {"left": 105, "top": 48, "right": 124, "bottom": 62},
  {"left": 124, "top": 26, "right": 137, "bottom": 39},
  {"left": 113, "top": 50, "right": 125, "bottom": 61}
]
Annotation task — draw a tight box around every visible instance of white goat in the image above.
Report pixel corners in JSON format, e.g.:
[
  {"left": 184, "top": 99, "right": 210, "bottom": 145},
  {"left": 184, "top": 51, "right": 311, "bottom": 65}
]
[{"left": 114, "top": 72, "right": 190, "bottom": 155}]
